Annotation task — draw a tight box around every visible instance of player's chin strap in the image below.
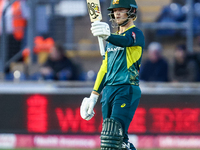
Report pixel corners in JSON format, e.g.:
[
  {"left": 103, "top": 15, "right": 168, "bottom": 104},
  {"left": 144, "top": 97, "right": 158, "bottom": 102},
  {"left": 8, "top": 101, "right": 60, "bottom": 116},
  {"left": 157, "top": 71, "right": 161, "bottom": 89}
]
[
  {"left": 100, "top": 118, "right": 124, "bottom": 150},
  {"left": 109, "top": 17, "right": 133, "bottom": 28},
  {"left": 118, "top": 18, "right": 129, "bottom": 27},
  {"left": 120, "top": 7, "right": 137, "bottom": 26}
]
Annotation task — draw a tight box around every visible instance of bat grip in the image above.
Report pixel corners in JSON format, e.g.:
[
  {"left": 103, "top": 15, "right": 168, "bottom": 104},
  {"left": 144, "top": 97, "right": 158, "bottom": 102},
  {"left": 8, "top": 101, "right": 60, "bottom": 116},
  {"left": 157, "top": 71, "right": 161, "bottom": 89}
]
[{"left": 98, "top": 36, "right": 105, "bottom": 56}]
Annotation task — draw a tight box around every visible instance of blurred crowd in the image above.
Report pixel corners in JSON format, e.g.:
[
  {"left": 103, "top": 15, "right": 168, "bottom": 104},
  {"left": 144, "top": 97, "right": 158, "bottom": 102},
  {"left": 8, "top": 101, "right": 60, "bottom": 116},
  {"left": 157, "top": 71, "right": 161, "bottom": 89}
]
[
  {"left": 0, "top": 0, "right": 200, "bottom": 82},
  {"left": 139, "top": 0, "right": 200, "bottom": 83},
  {"left": 156, "top": 0, "right": 200, "bottom": 36},
  {"left": 0, "top": 0, "right": 92, "bottom": 81},
  {"left": 140, "top": 42, "right": 200, "bottom": 83}
]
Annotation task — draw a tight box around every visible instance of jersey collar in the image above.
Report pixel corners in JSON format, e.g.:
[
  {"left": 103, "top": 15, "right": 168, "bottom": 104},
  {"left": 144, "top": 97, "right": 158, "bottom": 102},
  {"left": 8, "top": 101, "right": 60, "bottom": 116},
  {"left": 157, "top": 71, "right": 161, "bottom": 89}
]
[
  {"left": 116, "top": 25, "right": 136, "bottom": 35},
  {"left": 124, "top": 25, "right": 136, "bottom": 32}
]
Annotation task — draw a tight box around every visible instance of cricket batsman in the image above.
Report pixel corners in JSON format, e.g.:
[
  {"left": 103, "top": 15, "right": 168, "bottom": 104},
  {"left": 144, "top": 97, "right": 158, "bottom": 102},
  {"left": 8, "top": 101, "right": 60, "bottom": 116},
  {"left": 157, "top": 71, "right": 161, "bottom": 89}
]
[{"left": 80, "top": 0, "right": 145, "bottom": 149}]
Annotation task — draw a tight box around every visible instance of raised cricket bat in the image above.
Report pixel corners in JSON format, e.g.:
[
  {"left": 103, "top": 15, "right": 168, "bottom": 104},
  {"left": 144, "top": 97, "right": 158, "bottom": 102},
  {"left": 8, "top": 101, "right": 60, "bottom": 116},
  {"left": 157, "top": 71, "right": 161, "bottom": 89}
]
[{"left": 86, "top": 0, "right": 105, "bottom": 56}]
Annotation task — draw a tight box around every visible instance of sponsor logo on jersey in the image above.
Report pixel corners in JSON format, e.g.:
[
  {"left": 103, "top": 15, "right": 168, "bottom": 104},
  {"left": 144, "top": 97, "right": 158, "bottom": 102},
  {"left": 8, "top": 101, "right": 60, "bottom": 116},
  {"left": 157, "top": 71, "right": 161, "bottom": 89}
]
[
  {"left": 121, "top": 103, "right": 126, "bottom": 108},
  {"left": 107, "top": 47, "right": 124, "bottom": 52},
  {"left": 132, "top": 32, "right": 136, "bottom": 40},
  {"left": 113, "top": 0, "right": 120, "bottom": 5},
  {"left": 132, "top": 32, "right": 136, "bottom": 43}
]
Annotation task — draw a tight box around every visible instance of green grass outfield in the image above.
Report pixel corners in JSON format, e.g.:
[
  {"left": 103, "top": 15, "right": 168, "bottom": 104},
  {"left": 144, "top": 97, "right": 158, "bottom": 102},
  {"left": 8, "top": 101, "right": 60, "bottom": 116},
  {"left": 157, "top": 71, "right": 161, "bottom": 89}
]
[{"left": 1, "top": 148, "right": 199, "bottom": 150}]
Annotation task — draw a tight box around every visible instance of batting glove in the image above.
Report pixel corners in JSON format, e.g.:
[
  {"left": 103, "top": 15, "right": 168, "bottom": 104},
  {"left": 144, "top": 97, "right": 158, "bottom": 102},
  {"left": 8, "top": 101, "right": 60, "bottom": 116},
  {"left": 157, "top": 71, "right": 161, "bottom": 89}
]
[
  {"left": 80, "top": 93, "right": 99, "bottom": 121},
  {"left": 91, "top": 22, "right": 110, "bottom": 40}
]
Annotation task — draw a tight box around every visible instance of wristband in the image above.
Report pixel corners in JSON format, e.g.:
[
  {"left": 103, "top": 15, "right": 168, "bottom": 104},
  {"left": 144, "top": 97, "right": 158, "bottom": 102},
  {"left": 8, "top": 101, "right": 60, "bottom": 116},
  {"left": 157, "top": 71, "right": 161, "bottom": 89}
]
[{"left": 90, "top": 93, "right": 99, "bottom": 102}]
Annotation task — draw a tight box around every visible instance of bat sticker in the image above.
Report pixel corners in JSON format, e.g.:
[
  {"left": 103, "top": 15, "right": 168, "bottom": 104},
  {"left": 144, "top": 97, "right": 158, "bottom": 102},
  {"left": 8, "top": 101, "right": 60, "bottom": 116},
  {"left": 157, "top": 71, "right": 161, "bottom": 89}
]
[{"left": 87, "top": 2, "right": 100, "bottom": 20}]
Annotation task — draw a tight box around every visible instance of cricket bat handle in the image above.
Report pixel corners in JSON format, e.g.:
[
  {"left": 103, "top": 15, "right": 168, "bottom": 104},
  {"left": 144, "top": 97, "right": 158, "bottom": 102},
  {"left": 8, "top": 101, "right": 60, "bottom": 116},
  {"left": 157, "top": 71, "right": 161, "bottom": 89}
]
[{"left": 98, "top": 36, "right": 105, "bottom": 56}]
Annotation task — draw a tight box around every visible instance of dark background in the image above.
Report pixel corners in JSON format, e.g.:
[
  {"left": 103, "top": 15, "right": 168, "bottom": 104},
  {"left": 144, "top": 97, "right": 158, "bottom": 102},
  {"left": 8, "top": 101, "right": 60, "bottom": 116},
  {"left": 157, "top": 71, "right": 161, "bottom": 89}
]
[{"left": 0, "top": 93, "right": 199, "bottom": 134}]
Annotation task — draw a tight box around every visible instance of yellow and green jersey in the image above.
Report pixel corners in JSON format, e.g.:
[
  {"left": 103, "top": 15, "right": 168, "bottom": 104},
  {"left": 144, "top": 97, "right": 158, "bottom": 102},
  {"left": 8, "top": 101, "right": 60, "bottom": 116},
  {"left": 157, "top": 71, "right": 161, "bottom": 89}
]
[{"left": 93, "top": 25, "right": 145, "bottom": 94}]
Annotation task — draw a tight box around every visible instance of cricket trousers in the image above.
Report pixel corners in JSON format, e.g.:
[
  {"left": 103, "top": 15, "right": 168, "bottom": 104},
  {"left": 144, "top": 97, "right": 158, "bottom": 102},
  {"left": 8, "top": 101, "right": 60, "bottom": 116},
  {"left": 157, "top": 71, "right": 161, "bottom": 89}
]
[{"left": 101, "top": 84, "right": 141, "bottom": 148}]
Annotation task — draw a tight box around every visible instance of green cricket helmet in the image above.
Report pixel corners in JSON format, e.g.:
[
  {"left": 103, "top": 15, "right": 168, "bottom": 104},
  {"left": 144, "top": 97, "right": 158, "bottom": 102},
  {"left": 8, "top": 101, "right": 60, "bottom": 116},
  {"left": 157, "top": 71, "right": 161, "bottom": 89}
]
[
  {"left": 108, "top": 0, "right": 138, "bottom": 11},
  {"left": 108, "top": 0, "right": 138, "bottom": 27}
]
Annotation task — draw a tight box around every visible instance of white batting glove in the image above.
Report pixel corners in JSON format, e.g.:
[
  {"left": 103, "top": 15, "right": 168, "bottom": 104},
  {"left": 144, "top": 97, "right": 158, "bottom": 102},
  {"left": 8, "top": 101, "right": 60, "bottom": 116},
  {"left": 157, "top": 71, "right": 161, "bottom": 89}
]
[
  {"left": 91, "top": 22, "right": 110, "bottom": 40},
  {"left": 80, "top": 93, "right": 99, "bottom": 121}
]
